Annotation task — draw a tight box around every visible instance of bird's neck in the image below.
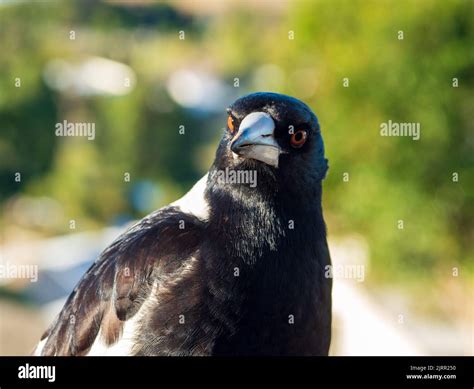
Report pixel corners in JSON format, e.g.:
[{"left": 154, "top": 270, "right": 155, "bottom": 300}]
[{"left": 205, "top": 169, "right": 326, "bottom": 266}]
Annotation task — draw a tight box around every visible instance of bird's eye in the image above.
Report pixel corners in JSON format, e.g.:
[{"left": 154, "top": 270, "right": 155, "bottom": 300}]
[
  {"left": 290, "top": 130, "right": 307, "bottom": 148},
  {"left": 227, "top": 115, "right": 235, "bottom": 133}
]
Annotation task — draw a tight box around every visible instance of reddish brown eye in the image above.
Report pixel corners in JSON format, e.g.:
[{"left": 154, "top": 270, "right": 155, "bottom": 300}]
[
  {"left": 227, "top": 115, "right": 235, "bottom": 133},
  {"left": 290, "top": 130, "right": 307, "bottom": 148}
]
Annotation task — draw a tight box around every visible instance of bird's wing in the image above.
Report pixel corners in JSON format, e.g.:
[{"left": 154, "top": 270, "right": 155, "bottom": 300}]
[{"left": 34, "top": 175, "right": 209, "bottom": 356}]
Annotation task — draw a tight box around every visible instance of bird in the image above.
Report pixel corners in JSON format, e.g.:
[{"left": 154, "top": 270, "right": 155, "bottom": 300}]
[{"left": 34, "top": 92, "right": 332, "bottom": 356}]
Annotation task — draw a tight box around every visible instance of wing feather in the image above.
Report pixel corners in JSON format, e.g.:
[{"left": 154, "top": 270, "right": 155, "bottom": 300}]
[{"left": 37, "top": 207, "right": 204, "bottom": 356}]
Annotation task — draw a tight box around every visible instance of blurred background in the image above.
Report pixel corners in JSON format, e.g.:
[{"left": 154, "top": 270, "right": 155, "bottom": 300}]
[{"left": 0, "top": 0, "right": 472, "bottom": 355}]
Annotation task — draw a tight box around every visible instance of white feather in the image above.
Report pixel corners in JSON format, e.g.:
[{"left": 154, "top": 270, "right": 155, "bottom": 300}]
[
  {"left": 170, "top": 174, "right": 209, "bottom": 220},
  {"left": 86, "top": 254, "right": 199, "bottom": 356},
  {"left": 33, "top": 338, "right": 48, "bottom": 356}
]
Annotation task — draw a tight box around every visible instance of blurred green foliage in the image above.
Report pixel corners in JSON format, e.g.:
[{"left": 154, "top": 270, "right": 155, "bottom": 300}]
[{"left": 0, "top": 0, "right": 472, "bottom": 284}]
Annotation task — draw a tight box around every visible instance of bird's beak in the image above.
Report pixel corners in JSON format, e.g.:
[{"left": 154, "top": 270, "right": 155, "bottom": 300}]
[{"left": 230, "top": 112, "right": 282, "bottom": 168}]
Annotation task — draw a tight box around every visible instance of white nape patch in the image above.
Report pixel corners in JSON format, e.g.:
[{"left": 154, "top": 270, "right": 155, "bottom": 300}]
[
  {"left": 170, "top": 174, "right": 209, "bottom": 220},
  {"left": 33, "top": 338, "right": 48, "bottom": 356}
]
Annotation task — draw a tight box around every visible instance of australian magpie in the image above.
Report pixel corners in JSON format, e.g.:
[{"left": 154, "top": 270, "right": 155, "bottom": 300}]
[{"left": 34, "top": 92, "right": 332, "bottom": 356}]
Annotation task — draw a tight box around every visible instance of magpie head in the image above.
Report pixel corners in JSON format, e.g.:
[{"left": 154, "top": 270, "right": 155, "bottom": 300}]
[{"left": 212, "top": 92, "right": 328, "bottom": 192}]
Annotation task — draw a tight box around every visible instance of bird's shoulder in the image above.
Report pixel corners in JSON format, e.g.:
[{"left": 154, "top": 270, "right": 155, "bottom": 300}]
[{"left": 36, "top": 177, "right": 209, "bottom": 356}]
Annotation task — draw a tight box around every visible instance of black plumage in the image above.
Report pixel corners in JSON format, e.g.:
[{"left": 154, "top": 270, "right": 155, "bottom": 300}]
[{"left": 35, "top": 92, "right": 331, "bottom": 356}]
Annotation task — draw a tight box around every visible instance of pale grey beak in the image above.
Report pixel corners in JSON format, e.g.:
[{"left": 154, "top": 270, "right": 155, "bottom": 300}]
[{"left": 230, "top": 112, "right": 282, "bottom": 168}]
